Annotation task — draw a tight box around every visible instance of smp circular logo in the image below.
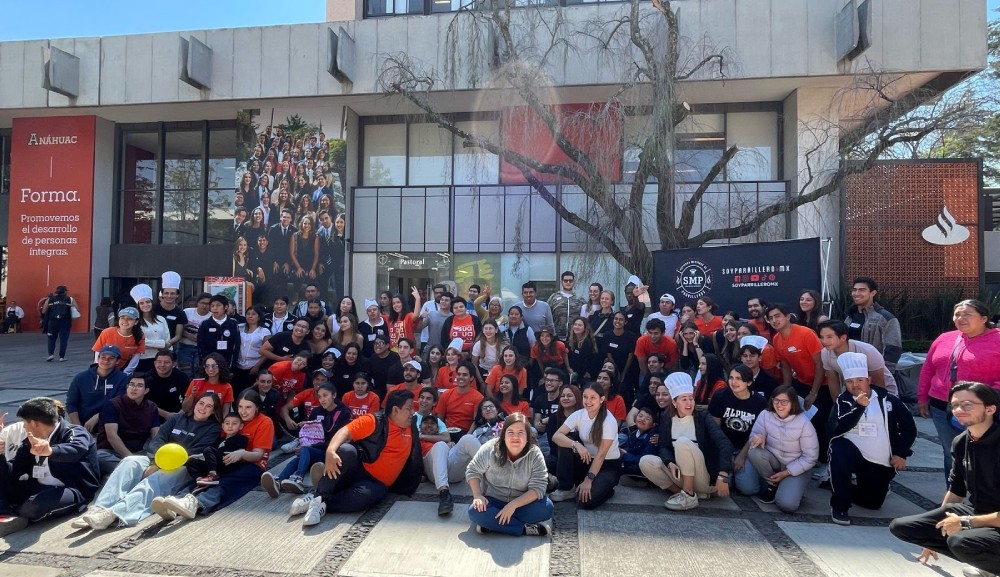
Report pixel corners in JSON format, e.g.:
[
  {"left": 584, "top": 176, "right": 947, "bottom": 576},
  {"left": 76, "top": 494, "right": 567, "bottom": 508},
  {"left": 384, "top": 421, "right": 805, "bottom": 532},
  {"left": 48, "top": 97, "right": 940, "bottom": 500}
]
[{"left": 675, "top": 259, "right": 712, "bottom": 300}]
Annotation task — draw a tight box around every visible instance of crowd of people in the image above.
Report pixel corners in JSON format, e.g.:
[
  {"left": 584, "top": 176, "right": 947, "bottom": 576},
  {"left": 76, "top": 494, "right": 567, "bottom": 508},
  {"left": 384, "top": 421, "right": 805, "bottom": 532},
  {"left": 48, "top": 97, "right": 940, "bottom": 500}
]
[{"left": 1, "top": 271, "right": 999, "bottom": 575}]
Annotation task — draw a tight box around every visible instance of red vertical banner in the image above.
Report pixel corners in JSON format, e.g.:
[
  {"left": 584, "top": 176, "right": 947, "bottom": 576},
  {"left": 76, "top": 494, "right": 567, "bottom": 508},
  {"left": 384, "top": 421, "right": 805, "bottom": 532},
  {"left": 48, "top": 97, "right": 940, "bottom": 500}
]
[{"left": 7, "top": 116, "right": 97, "bottom": 332}]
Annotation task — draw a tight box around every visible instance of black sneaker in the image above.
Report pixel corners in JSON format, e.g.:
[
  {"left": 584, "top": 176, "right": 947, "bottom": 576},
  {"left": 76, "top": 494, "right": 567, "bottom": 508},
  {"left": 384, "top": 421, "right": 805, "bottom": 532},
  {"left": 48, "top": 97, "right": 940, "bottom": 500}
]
[
  {"left": 831, "top": 509, "right": 851, "bottom": 526},
  {"left": 818, "top": 480, "right": 832, "bottom": 491},
  {"left": 438, "top": 489, "right": 454, "bottom": 516},
  {"left": 475, "top": 525, "right": 493, "bottom": 535},
  {"left": 757, "top": 483, "right": 778, "bottom": 504},
  {"left": 524, "top": 522, "right": 550, "bottom": 536}
]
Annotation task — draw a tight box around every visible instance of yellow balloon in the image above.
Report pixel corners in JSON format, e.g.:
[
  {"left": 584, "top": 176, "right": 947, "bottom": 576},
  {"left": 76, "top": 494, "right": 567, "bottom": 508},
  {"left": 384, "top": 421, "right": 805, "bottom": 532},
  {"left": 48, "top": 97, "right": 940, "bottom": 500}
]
[{"left": 154, "top": 443, "right": 189, "bottom": 471}]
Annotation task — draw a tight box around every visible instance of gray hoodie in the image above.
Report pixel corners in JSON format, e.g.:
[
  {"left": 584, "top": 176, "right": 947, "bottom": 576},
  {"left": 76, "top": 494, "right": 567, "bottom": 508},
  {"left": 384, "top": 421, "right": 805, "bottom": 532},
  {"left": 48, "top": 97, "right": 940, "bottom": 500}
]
[{"left": 465, "top": 438, "right": 548, "bottom": 501}]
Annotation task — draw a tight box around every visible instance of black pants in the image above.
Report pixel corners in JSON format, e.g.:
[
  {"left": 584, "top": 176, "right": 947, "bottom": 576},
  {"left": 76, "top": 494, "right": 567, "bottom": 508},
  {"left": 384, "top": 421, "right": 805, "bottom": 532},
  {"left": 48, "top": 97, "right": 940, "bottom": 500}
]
[
  {"left": 316, "top": 443, "right": 388, "bottom": 513},
  {"left": 555, "top": 447, "right": 619, "bottom": 510},
  {"left": 890, "top": 503, "right": 1000, "bottom": 575},
  {"left": 0, "top": 480, "right": 88, "bottom": 522},
  {"left": 792, "top": 380, "right": 833, "bottom": 462},
  {"left": 829, "top": 437, "right": 895, "bottom": 513},
  {"left": 47, "top": 318, "right": 72, "bottom": 358}
]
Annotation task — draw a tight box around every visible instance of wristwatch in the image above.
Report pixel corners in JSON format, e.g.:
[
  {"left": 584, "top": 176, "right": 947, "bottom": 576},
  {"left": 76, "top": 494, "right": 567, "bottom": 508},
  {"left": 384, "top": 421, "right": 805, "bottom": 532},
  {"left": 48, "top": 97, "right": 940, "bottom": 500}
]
[
  {"left": 586, "top": 472, "right": 597, "bottom": 481},
  {"left": 960, "top": 516, "right": 973, "bottom": 530}
]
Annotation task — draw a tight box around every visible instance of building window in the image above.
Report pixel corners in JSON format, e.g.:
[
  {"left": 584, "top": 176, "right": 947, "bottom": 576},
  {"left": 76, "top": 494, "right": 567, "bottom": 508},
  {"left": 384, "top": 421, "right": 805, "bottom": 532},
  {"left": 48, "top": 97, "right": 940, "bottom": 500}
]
[
  {"left": 118, "top": 121, "right": 237, "bottom": 245},
  {"left": 365, "top": 0, "right": 620, "bottom": 17}
]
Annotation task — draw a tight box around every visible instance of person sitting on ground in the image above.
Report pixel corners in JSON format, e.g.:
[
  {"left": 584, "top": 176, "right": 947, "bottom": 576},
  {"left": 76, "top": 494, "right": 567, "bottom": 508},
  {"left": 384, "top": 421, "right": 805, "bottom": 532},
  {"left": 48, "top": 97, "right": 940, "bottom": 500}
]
[
  {"left": 71, "top": 392, "right": 222, "bottom": 530},
  {"left": 386, "top": 359, "right": 424, "bottom": 401},
  {"left": 437, "top": 362, "right": 486, "bottom": 442},
  {"left": 550, "top": 382, "right": 621, "bottom": 509},
  {"left": 693, "top": 353, "right": 727, "bottom": 408},
  {"left": 418, "top": 386, "right": 483, "bottom": 517},
  {"left": 342, "top": 372, "right": 381, "bottom": 420},
  {"left": 497, "top": 375, "right": 530, "bottom": 417},
  {"left": 638, "top": 372, "right": 734, "bottom": 511},
  {"left": 746, "top": 385, "right": 818, "bottom": 512},
  {"left": 889, "top": 381, "right": 1000, "bottom": 577},
  {"left": 708, "top": 364, "right": 768, "bottom": 497},
  {"left": 67, "top": 345, "right": 130, "bottom": 434},
  {"left": 628, "top": 371, "right": 667, "bottom": 426},
  {"left": 485, "top": 346, "right": 528, "bottom": 397},
  {"left": 290, "top": 390, "right": 422, "bottom": 526},
  {"left": 185, "top": 412, "right": 248, "bottom": 487},
  {"left": 738, "top": 335, "right": 779, "bottom": 399},
  {"left": 466, "top": 412, "right": 553, "bottom": 537},
  {"left": 469, "top": 398, "right": 507, "bottom": 445},
  {"left": 827, "top": 352, "right": 916, "bottom": 526},
  {"left": 619, "top": 407, "right": 658, "bottom": 483},
  {"left": 262, "top": 383, "right": 350, "bottom": 496},
  {"left": 181, "top": 353, "right": 236, "bottom": 415},
  {"left": 92, "top": 307, "right": 146, "bottom": 375},
  {"left": 0, "top": 398, "right": 100, "bottom": 536},
  {"left": 95, "top": 372, "right": 161, "bottom": 476},
  {"left": 595, "top": 369, "right": 627, "bottom": 424}
]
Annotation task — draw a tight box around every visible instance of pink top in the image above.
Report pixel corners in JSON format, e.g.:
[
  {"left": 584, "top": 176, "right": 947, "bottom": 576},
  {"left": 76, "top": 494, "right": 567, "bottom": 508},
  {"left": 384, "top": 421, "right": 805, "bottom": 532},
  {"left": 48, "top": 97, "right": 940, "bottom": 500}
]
[{"left": 918, "top": 329, "right": 1000, "bottom": 404}]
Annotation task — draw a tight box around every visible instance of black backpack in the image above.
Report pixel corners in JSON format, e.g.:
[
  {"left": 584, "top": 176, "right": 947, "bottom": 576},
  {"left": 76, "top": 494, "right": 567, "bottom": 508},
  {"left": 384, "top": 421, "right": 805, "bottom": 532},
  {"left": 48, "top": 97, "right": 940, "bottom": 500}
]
[{"left": 48, "top": 296, "right": 71, "bottom": 320}]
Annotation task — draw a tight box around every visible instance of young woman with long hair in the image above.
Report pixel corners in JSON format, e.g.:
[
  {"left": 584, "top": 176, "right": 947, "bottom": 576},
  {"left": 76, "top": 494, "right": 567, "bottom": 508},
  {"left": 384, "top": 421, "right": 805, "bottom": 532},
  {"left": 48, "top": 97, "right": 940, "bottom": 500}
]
[{"left": 550, "top": 382, "right": 621, "bottom": 509}]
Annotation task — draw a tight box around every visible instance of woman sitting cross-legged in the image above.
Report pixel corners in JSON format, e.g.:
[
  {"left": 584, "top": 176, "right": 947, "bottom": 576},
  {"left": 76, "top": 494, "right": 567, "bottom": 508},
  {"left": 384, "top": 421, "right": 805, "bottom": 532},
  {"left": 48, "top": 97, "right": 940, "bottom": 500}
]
[
  {"left": 746, "top": 385, "right": 818, "bottom": 512},
  {"left": 71, "top": 392, "right": 222, "bottom": 530},
  {"left": 466, "top": 412, "right": 553, "bottom": 536},
  {"left": 549, "top": 382, "right": 621, "bottom": 509}
]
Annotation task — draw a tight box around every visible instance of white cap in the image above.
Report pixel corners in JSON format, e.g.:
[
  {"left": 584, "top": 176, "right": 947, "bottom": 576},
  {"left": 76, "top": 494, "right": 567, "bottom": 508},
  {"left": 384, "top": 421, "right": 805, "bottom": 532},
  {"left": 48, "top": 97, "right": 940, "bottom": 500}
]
[
  {"left": 659, "top": 293, "right": 675, "bottom": 304},
  {"left": 448, "top": 338, "right": 465, "bottom": 352},
  {"left": 665, "top": 372, "right": 694, "bottom": 400},
  {"left": 323, "top": 347, "right": 342, "bottom": 360},
  {"left": 130, "top": 284, "right": 153, "bottom": 303},
  {"left": 161, "top": 271, "right": 181, "bottom": 290},
  {"left": 837, "top": 352, "right": 869, "bottom": 380},
  {"left": 364, "top": 298, "right": 379, "bottom": 310},
  {"left": 626, "top": 274, "right": 643, "bottom": 288},
  {"left": 404, "top": 359, "right": 422, "bottom": 372},
  {"left": 740, "top": 335, "right": 768, "bottom": 353}
]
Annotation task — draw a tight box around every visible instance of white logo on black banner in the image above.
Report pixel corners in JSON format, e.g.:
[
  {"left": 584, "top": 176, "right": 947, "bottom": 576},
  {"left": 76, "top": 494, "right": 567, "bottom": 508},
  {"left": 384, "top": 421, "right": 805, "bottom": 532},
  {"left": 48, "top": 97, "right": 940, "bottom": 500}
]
[{"left": 676, "top": 259, "right": 712, "bottom": 300}]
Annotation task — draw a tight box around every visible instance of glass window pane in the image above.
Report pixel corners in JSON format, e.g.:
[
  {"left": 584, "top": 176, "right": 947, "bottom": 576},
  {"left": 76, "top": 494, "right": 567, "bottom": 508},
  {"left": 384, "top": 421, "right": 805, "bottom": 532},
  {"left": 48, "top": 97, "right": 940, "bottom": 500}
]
[
  {"left": 377, "top": 193, "right": 401, "bottom": 249},
  {"left": 121, "top": 131, "right": 159, "bottom": 244},
  {"left": 123, "top": 189, "right": 156, "bottom": 245},
  {"left": 726, "top": 112, "right": 778, "bottom": 181},
  {"left": 409, "top": 123, "right": 452, "bottom": 185},
  {"left": 164, "top": 131, "right": 203, "bottom": 191},
  {"left": 677, "top": 113, "right": 725, "bottom": 134},
  {"left": 209, "top": 129, "right": 236, "bottom": 189},
  {"left": 425, "top": 188, "right": 450, "bottom": 249},
  {"left": 354, "top": 193, "right": 379, "bottom": 246},
  {"left": 454, "top": 120, "right": 500, "bottom": 185},
  {"left": 162, "top": 189, "right": 203, "bottom": 244},
  {"left": 401, "top": 196, "right": 426, "bottom": 245},
  {"left": 207, "top": 189, "right": 233, "bottom": 245},
  {"left": 364, "top": 124, "right": 406, "bottom": 186}
]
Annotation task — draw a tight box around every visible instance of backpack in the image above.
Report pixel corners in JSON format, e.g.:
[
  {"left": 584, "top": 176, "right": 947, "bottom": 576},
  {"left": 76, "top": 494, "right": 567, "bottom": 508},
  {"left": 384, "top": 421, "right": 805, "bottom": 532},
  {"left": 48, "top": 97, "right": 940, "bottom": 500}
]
[{"left": 48, "top": 297, "right": 71, "bottom": 321}]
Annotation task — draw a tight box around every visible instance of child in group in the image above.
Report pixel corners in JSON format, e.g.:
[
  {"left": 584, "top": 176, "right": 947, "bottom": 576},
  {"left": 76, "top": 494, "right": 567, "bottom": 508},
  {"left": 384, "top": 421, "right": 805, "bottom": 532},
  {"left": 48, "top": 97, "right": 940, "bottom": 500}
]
[
  {"left": 341, "top": 372, "right": 381, "bottom": 420},
  {"left": 260, "top": 383, "right": 350, "bottom": 496},
  {"left": 619, "top": 407, "right": 658, "bottom": 483},
  {"left": 188, "top": 412, "right": 249, "bottom": 486}
]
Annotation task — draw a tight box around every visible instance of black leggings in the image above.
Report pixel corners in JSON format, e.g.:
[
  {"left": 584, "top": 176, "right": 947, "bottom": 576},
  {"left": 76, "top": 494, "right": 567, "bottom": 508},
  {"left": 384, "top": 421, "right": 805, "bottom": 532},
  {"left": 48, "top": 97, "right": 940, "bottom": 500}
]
[
  {"left": 316, "top": 443, "right": 388, "bottom": 513},
  {"left": 555, "top": 447, "right": 620, "bottom": 510}
]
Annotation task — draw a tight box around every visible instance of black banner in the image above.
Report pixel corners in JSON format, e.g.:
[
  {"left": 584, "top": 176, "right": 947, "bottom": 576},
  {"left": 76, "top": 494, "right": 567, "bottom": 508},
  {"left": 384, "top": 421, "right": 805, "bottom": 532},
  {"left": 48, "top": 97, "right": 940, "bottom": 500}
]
[{"left": 652, "top": 238, "right": 822, "bottom": 310}]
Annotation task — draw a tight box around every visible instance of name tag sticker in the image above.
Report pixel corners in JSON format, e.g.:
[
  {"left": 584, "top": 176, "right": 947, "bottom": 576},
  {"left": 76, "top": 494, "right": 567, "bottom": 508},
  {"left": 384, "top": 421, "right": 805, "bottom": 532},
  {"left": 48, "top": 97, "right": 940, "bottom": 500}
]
[
  {"left": 849, "top": 323, "right": 861, "bottom": 329},
  {"left": 858, "top": 422, "right": 877, "bottom": 437},
  {"left": 217, "top": 341, "right": 228, "bottom": 350},
  {"left": 609, "top": 343, "right": 619, "bottom": 349}
]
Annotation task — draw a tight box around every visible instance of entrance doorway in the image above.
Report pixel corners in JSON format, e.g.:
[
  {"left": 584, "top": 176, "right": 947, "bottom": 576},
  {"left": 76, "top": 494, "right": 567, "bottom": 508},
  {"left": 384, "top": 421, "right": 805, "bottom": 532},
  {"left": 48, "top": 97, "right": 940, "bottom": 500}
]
[{"left": 387, "top": 270, "right": 434, "bottom": 307}]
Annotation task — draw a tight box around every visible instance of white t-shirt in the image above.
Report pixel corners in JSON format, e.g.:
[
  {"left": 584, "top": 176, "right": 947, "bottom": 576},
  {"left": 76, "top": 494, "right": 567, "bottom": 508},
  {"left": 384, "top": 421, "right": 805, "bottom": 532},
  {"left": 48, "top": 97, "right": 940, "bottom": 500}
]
[
  {"left": 471, "top": 340, "right": 501, "bottom": 371},
  {"left": 182, "top": 308, "right": 212, "bottom": 345},
  {"left": 843, "top": 397, "right": 892, "bottom": 466},
  {"left": 821, "top": 340, "right": 898, "bottom": 395},
  {"left": 562, "top": 409, "right": 620, "bottom": 459},
  {"left": 647, "top": 312, "right": 679, "bottom": 337}
]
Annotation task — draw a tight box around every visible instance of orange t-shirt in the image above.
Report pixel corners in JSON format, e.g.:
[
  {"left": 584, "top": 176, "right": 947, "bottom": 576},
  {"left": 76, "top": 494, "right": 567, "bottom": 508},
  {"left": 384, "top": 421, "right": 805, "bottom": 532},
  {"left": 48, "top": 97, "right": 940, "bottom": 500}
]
[
  {"left": 772, "top": 325, "right": 823, "bottom": 385},
  {"left": 499, "top": 399, "right": 530, "bottom": 417},
  {"left": 434, "top": 366, "right": 458, "bottom": 391},
  {"left": 185, "top": 379, "right": 235, "bottom": 404},
  {"left": 761, "top": 344, "right": 782, "bottom": 380},
  {"left": 93, "top": 328, "right": 145, "bottom": 371},
  {"left": 634, "top": 334, "right": 679, "bottom": 370},
  {"left": 607, "top": 396, "right": 626, "bottom": 422},
  {"left": 448, "top": 315, "right": 477, "bottom": 352},
  {"left": 240, "top": 412, "right": 275, "bottom": 469},
  {"left": 695, "top": 316, "right": 723, "bottom": 338},
  {"left": 269, "top": 361, "right": 306, "bottom": 398},
  {"left": 435, "top": 387, "right": 485, "bottom": 431},
  {"left": 485, "top": 366, "right": 528, "bottom": 396},
  {"left": 750, "top": 318, "right": 773, "bottom": 341},
  {"left": 531, "top": 340, "right": 568, "bottom": 366},
  {"left": 342, "top": 391, "right": 381, "bottom": 419},
  {"left": 388, "top": 313, "right": 417, "bottom": 351},
  {"left": 387, "top": 383, "right": 422, "bottom": 401},
  {"left": 289, "top": 388, "right": 321, "bottom": 419},
  {"left": 347, "top": 414, "right": 412, "bottom": 487}
]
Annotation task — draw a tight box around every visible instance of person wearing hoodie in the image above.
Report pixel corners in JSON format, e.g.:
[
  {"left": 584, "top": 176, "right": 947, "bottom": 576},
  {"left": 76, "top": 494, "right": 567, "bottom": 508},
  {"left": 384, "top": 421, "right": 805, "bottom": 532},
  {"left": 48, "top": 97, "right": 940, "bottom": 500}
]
[
  {"left": 890, "top": 381, "right": 1000, "bottom": 577},
  {"left": 746, "top": 385, "right": 818, "bottom": 512},
  {"left": 828, "top": 352, "right": 916, "bottom": 526},
  {"left": 66, "top": 345, "right": 130, "bottom": 434},
  {"left": 0, "top": 398, "right": 100, "bottom": 537}
]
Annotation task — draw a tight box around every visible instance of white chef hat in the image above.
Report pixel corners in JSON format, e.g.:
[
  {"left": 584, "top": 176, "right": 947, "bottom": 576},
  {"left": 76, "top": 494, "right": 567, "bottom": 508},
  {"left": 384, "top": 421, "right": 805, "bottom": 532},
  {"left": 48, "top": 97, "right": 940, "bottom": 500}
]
[
  {"left": 740, "top": 335, "right": 768, "bottom": 353},
  {"left": 447, "top": 338, "right": 465, "bottom": 352},
  {"left": 364, "top": 298, "right": 379, "bottom": 310},
  {"left": 837, "top": 352, "right": 869, "bottom": 380},
  {"left": 161, "top": 271, "right": 181, "bottom": 290},
  {"left": 130, "top": 284, "right": 153, "bottom": 303},
  {"left": 665, "top": 372, "right": 694, "bottom": 400}
]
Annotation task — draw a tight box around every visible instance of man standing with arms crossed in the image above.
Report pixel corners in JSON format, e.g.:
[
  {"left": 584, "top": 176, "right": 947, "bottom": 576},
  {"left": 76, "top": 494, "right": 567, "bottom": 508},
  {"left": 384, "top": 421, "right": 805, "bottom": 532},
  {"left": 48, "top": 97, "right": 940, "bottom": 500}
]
[{"left": 548, "top": 271, "right": 584, "bottom": 342}]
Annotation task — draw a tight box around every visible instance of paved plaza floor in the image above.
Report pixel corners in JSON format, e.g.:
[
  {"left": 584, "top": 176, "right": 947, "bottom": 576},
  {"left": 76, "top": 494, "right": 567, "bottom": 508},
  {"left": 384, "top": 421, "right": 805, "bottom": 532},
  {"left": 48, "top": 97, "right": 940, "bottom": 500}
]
[{"left": 0, "top": 333, "right": 970, "bottom": 576}]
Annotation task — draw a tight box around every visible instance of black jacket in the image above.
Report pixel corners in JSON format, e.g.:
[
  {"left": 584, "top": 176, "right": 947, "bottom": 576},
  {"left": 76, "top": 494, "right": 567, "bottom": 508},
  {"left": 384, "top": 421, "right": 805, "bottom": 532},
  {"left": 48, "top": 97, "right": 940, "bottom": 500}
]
[
  {"left": 831, "top": 386, "right": 916, "bottom": 459},
  {"left": 0, "top": 420, "right": 100, "bottom": 501},
  {"left": 949, "top": 420, "right": 1000, "bottom": 515},
  {"left": 352, "top": 411, "right": 422, "bottom": 496},
  {"left": 655, "top": 407, "right": 734, "bottom": 481}
]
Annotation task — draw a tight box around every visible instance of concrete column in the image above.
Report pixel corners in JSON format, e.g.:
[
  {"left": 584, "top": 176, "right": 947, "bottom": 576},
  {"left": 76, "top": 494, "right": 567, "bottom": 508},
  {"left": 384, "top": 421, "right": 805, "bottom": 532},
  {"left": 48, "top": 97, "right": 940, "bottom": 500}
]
[{"left": 91, "top": 117, "right": 115, "bottom": 311}]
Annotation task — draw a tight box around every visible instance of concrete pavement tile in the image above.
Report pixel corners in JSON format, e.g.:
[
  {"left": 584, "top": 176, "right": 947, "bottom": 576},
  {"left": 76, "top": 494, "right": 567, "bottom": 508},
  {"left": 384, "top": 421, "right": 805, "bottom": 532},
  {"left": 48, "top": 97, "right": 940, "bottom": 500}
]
[
  {"left": 0, "top": 515, "right": 154, "bottom": 557},
  {"left": 914, "top": 417, "right": 938, "bottom": 439},
  {"left": 906, "top": 438, "right": 946, "bottom": 470},
  {"left": 0, "top": 564, "right": 64, "bottom": 577},
  {"left": 0, "top": 389, "right": 64, "bottom": 405},
  {"left": 579, "top": 510, "right": 796, "bottom": 577},
  {"left": 895, "top": 470, "right": 948, "bottom": 505},
  {"left": 777, "top": 522, "right": 968, "bottom": 576},
  {"left": 605, "top": 484, "right": 740, "bottom": 510},
  {"left": 414, "top": 481, "right": 473, "bottom": 497},
  {"left": 84, "top": 572, "right": 185, "bottom": 577},
  {"left": 119, "top": 491, "right": 358, "bottom": 573},
  {"left": 340, "top": 501, "right": 549, "bottom": 577},
  {"left": 754, "top": 480, "right": 924, "bottom": 518}
]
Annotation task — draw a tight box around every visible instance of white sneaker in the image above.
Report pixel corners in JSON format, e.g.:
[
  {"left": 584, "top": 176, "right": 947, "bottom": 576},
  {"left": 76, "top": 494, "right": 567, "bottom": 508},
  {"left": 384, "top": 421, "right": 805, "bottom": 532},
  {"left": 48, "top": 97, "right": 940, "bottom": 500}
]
[
  {"left": 290, "top": 493, "right": 317, "bottom": 516},
  {"left": 163, "top": 494, "right": 200, "bottom": 520},
  {"left": 69, "top": 516, "right": 91, "bottom": 529},
  {"left": 302, "top": 497, "right": 326, "bottom": 526},
  {"left": 549, "top": 488, "right": 576, "bottom": 502},
  {"left": 83, "top": 507, "right": 118, "bottom": 530},
  {"left": 812, "top": 467, "right": 830, "bottom": 482},
  {"left": 281, "top": 439, "right": 300, "bottom": 453},
  {"left": 151, "top": 497, "right": 177, "bottom": 521},
  {"left": 963, "top": 567, "right": 998, "bottom": 577},
  {"left": 664, "top": 490, "right": 699, "bottom": 511}
]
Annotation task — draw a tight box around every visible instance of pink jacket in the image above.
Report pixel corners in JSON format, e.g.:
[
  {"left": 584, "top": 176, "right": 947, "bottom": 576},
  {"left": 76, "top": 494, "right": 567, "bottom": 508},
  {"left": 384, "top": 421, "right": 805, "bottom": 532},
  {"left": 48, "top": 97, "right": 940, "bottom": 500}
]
[{"left": 918, "top": 329, "right": 1000, "bottom": 404}]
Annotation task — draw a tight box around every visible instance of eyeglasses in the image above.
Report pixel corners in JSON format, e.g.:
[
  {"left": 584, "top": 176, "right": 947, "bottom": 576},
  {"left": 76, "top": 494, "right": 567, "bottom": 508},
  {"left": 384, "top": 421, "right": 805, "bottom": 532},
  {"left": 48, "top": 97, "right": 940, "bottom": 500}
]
[
  {"left": 204, "top": 364, "right": 220, "bottom": 369},
  {"left": 127, "top": 383, "right": 146, "bottom": 389},
  {"left": 772, "top": 399, "right": 791, "bottom": 406},
  {"left": 481, "top": 405, "right": 496, "bottom": 410},
  {"left": 950, "top": 401, "right": 984, "bottom": 412}
]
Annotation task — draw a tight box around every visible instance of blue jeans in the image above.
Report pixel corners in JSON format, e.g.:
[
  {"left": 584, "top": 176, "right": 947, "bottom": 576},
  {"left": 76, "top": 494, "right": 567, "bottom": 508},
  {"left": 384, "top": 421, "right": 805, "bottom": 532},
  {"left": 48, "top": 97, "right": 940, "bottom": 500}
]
[
  {"left": 468, "top": 496, "right": 553, "bottom": 536},
  {"left": 733, "top": 452, "right": 761, "bottom": 497},
  {"left": 93, "top": 455, "right": 193, "bottom": 526},
  {"left": 929, "top": 405, "right": 959, "bottom": 481},
  {"left": 176, "top": 343, "right": 199, "bottom": 379},
  {"left": 278, "top": 446, "right": 326, "bottom": 480}
]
